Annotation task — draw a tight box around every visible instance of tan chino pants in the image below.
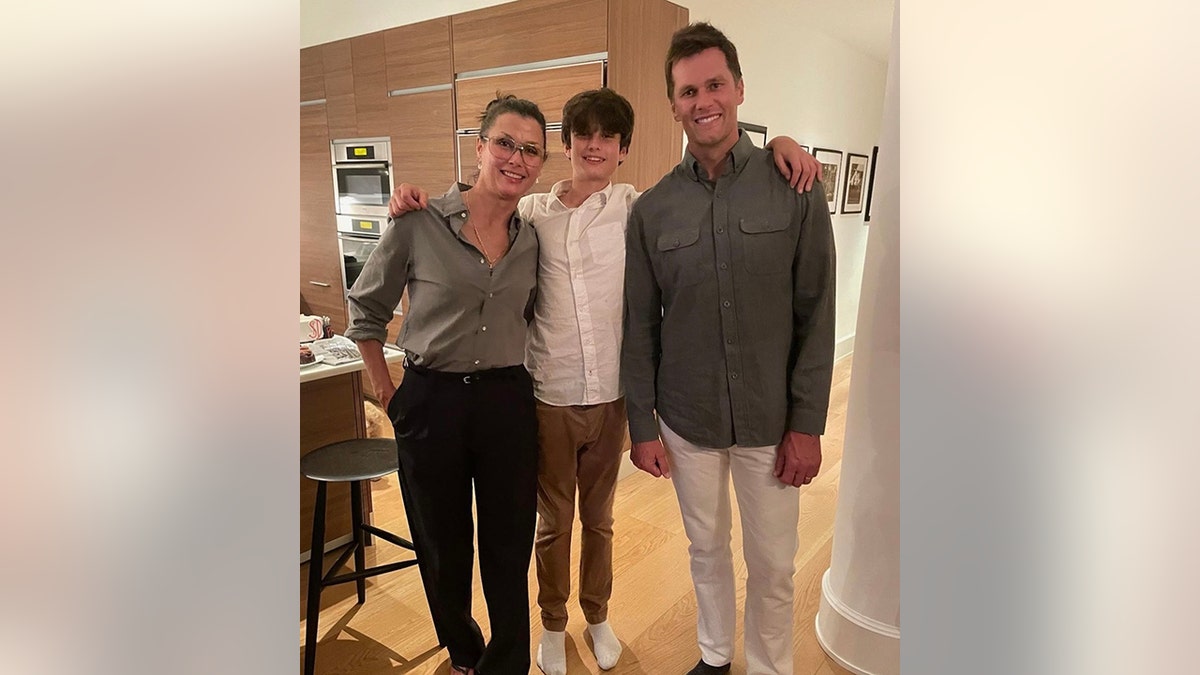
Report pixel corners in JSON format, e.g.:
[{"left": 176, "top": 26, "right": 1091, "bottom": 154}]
[{"left": 534, "top": 398, "right": 628, "bottom": 631}]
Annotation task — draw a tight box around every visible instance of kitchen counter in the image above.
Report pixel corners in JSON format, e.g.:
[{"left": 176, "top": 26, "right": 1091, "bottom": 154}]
[{"left": 300, "top": 343, "right": 405, "bottom": 383}]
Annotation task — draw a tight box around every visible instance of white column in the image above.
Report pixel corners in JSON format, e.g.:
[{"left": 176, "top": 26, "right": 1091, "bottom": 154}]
[{"left": 814, "top": 8, "right": 900, "bottom": 675}]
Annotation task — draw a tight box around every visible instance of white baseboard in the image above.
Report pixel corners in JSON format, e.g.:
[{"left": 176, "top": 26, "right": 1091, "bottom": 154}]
[
  {"left": 300, "top": 534, "right": 353, "bottom": 565},
  {"left": 835, "top": 333, "right": 855, "bottom": 361}
]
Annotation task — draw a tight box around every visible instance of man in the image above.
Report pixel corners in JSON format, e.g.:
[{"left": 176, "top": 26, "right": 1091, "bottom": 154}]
[
  {"left": 621, "top": 22, "right": 836, "bottom": 675},
  {"left": 391, "top": 88, "right": 819, "bottom": 675}
]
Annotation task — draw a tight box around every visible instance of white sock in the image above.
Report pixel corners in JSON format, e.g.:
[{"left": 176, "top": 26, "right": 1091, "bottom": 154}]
[
  {"left": 537, "top": 629, "right": 567, "bottom": 675},
  {"left": 587, "top": 621, "right": 622, "bottom": 670}
]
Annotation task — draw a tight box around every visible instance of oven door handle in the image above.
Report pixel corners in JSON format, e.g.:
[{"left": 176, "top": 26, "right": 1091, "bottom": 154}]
[
  {"left": 338, "top": 233, "right": 381, "bottom": 243},
  {"left": 335, "top": 162, "right": 389, "bottom": 171}
]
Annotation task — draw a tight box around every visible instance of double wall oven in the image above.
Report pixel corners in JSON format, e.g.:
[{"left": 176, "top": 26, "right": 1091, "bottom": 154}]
[{"left": 332, "top": 138, "right": 393, "bottom": 295}]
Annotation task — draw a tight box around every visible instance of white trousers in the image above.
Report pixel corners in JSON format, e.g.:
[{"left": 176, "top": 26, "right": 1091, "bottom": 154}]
[{"left": 660, "top": 420, "right": 800, "bottom": 675}]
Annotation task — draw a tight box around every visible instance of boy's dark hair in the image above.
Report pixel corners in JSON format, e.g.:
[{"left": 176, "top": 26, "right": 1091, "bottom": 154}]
[
  {"left": 560, "top": 88, "right": 635, "bottom": 153},
  {"left": 478, "top": 93, "right": 548, "bottom": 151},
  {"left": 664, "top": 22, "right": 743, "bottom": 99}
]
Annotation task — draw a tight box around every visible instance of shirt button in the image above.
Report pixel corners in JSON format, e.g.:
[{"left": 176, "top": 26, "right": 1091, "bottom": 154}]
[
  {"left": 716, "top": 227, "right": 724, "bottom": 234},
  {"left": 731, "top": 372, "right": 739, "bottom": 380},
  {"left": 480, "top": 257, "right": 486, "bottom": 264},
  {"left": 726, "top": 338, "right": 734, "bottom": 345},
  {"left": 481, "top": 326, "right": 487, "bottom": 332},
  {"left": 488, "top": 292, "right": 494, "bottom": 298},
  {"left": 474, "top": 359, "right": 480, "bottom": 365},
  {"left": 719, "top": 262, "right": 728, "bottom": 270},
  {"left": 460, "top": 212, "right": 467, "bottom": 218},
  {"left": 722, "top": 300, "right": 731, "bottom": 308}
]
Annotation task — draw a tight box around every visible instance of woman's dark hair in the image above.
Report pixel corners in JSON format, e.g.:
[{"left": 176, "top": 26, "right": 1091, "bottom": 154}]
[
  {"left": 664, "top": 22, "right": 743, "bottom": 99},
  {"left": 561, "top": 88, "right": 635, "bottom": 152},
  {"left": 478, "top": 93, "right": 548, "bottom": 150}
]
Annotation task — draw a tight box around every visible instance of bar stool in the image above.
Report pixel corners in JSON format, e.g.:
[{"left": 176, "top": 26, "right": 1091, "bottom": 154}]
[{"left": 302, "top": 438, "right": 419, "bottom": 675}]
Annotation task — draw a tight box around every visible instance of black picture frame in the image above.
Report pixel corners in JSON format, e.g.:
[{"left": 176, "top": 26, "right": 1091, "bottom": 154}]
[
  {"left": 841, "top": 152, "right": 869, "bottom": 215},
  {"left": 864, "top": 146, "right": 879, "bottom": 222},
  {"left": 813, "top": 147, "right": 843, "bottom": 214},
  {"left": 738, "top": 121, "right": 768, "bottom": 148}
]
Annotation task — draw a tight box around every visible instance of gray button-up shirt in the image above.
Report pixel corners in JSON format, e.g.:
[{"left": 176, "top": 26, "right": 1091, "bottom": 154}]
[
  {"left": 345, "top": 183, "right": 538, "bottom": 372},
  {"left": 621, "top": 133, "right": 836, "bottom": 448}
]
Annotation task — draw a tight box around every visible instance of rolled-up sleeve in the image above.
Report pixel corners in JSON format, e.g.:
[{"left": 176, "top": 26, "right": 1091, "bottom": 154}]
[
  {"left": 620, "top": 202, "right": 663, "bottom": 443},
  {"left": 786, "top": 185, "right": 837, "bottom": 435},
  {"left": 344, "top": 216, "right": 412, "bottom": 344}
]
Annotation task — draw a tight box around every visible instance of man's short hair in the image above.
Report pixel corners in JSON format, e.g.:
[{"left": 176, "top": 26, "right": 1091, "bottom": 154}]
[
  {"left": 561, "top": 88, "right": 635, "bottom": 152},
  {"left": 664, "top": 22, "right": 743, "bottom": 100}
]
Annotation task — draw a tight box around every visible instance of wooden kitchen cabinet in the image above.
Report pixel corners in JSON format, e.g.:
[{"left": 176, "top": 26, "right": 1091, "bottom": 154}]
[
  {"left": 388, "top": 89, "right": 456, "bottom": 193},
  {"left": 300, "top": 103, "right": 347, "bottom": 333},
  {"left": 384, "top": 17, "right": 453, "bottom": 91},
  {"left": 454, "top": 62, "right": 604, "bottom": 130},
  {"left": 300, "top": 46, "right": 324, "bottom": 102},
  {"left": 452, "top": 0, "right": 608, "bottom": 73},
  {"left": 321, "top": 39, "right": 357, "bottom": 139},
  {"left": 351, "top": 32, "right": 389, "bottom": 138}
]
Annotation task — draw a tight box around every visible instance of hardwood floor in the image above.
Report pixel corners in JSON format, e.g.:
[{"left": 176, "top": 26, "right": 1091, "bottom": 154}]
[{"left": 301, "top": 356, "right": 857, "bottom": 675}]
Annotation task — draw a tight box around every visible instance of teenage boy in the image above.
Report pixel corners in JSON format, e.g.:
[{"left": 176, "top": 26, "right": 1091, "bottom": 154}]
[
  {"left": 390, "top": 88, "right": 819, "bottom": 675},
  {"left": 621, "top": 23, "right": 837, "bottom": 675}
]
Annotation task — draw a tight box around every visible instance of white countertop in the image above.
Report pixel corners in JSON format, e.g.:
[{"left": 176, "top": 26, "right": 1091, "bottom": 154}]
[{"left": 299, "top": 343, "right": 404, "bottom": 384}]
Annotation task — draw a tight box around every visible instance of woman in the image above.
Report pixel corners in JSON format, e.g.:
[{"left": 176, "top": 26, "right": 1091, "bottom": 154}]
[{"left": 345, "top": 95, "right": 548, "bottom": 675}]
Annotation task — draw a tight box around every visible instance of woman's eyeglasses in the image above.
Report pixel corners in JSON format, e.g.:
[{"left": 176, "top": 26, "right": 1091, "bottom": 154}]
[{"left": 481, "top": 135, "right": 546, "bottom": 165}]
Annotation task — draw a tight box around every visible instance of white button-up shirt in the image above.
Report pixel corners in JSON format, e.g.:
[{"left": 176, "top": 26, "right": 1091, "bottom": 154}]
[{"left": 519, "top": 180, "right": 640, "bottom": 406}]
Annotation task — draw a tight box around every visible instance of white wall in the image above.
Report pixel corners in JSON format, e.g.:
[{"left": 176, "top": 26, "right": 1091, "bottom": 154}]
[{"left": 300, "top": 0, "right": 891, "bottom": 355}]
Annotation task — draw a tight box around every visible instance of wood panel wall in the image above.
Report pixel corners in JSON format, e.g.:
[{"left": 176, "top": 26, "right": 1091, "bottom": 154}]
[{"left": 607, "top": 0, "right": 689, "bottom": 190}]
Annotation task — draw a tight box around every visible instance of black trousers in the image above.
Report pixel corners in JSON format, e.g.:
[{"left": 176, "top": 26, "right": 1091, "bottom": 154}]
[{"left": 388, "top": 363, "right": 539, "bottom": 675}]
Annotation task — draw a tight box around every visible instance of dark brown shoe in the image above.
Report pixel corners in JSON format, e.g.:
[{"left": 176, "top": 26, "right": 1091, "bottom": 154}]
[{"left": 685, "top": 659, "right": 731, "bottom": 675}]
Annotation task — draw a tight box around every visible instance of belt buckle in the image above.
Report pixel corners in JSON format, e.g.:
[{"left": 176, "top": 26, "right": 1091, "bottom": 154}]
[{"left": 462, "top": 374, "right": 475, "bottom": 384}]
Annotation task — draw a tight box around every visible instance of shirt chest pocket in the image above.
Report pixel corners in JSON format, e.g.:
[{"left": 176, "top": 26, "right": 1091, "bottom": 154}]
[
  {"left": 738, "top": 218, "right": 794, "bottom": 276},
  {"left": 584, "top": 222, "right": 625, "bottom": 270},
  {"left": 656, "top": 227, "right": 707, "bottom": 288}
]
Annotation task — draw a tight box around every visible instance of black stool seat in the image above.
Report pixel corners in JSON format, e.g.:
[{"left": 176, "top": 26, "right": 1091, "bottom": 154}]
[
  {"left": 303, "top": 436, "right": 428, "bottom": 675},
  {"left": 302, "top": 438, "right": 398, "bottom": 482}
]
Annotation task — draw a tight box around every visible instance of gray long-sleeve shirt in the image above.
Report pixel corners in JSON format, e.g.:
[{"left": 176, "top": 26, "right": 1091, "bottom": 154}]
[
  {"left": 621, "top": 133, "right": 836, "bottom": 448},
  {"left": 345, "top": 183, "right": 538, "bottom": 372}
]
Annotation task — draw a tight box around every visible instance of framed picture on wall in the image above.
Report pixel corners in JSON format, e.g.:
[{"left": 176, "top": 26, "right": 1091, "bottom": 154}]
[
  {"left": 865, "top": 146, "right": 879, "bottom": 222},
  {"left": 813, "top": 148, "right": 842, "bottom": 213},
  {"left": 738, "top": 121, "right": 768, "bottom": 148},
  {"left": 841, "top": 152, "right": 870, "bottom": 214}
]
